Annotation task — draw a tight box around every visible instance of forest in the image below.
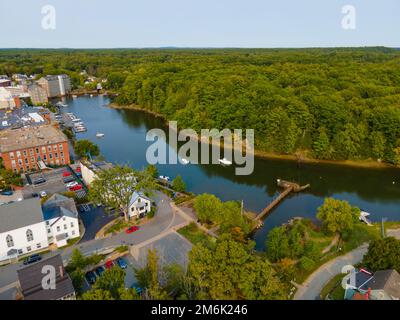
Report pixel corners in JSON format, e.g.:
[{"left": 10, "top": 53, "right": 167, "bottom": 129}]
[{"left": 1, "top": 47, "right": 400, "bottom": 163}]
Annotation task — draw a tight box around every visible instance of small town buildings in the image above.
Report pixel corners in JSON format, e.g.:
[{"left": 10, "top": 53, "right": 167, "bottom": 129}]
[
  {"left": 42, "top": 194, "right": 80, "bottom": 247},
  {"left": 0, "top": 124, "right": 70, "bottom": 172},
  {"left": 0, "top": 195, "right": 80, "bottom": 263},
  {"left": 344, "top": 268, "right": 400, "bottom": 300},
  {"left": 28, "top": 84, "right": 48, "bottom": 105},
  {"left": 0, "top": 79, "right": 12, "bottom": 87},
  {"left": 128, "top": 191, "right": 152, "bottom": 219},
  {"left": 80, "top": 160, "right": 114, "bottom": 186},
  {"left": 17, "top": 254, "right": 76, "bottom": 300},
  {"left": 37, "top": 74, "right": 71, "bottom": 98},
  {"left": 0, "top": 198, "right": 49, "bottom": 263},
  {"left": 0, "top": 87, "right": 21, "bottom": 109}
]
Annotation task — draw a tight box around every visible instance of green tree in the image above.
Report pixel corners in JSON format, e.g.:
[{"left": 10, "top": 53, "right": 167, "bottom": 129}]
[
  {"left": 74, "top": 139, "right": 100, "bottom": 158},
  {"left": 312, "top": 128, "right": 331, "bottom": 159},
  {"left": 362, "top": 237, "right": 400, "bottom": 272},
  {"left": 189, "top": 235, "right": 286, "bottom": 300},
  {"left": 266, "top": 227, "right": 290, "bottom": 262},
  {"left": 171, "top": 175, "right": 186, "bottom": 192},
  {"left": 193, "top": 194, "right": 222, "bottom": 224},
  {"left": 93, "top": 267, "right": 126, "bottom": 299},
  {"left": 81, "top": 289, "right": 114, "bottom": 300},
  {"left": 70, "top": 269, "right": 85, "bottom": 294},
  {"left": 145, "top": 164, "right": 158, "bottom": 179},
  {"left": 88, "top": 165, "right": 156, "bottom": 221},
  {"left": 316, "top": 198, "right": 360, "bottom": 235}
]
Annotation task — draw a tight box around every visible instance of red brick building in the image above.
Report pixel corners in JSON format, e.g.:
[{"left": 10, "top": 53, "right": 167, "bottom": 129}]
[{"left": 0, "top": 125, "right": 70, "bottom": 172}]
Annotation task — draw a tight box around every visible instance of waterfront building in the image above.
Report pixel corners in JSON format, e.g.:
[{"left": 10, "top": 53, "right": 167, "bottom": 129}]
[
  {"left": 37, "top": 74, "right": 71, "bottom": 98},
  {"left": 28, "top": 84, "right": 48, "bottom": 105},
  {"left": 0, "top": 124, "right": 70, "bottom": 172},
  {"left": 128, "top": 191, "right": 152, "bottom": 219},
  {"left": 0, "top": 87, "right": 21, "bottom": 109},
  {"left": 80, "top": 159, "right": 114, "bottom": 186}
]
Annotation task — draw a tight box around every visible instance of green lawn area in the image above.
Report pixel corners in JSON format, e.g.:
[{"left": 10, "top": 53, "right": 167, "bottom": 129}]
[
  {"left": 320, "top": 273, "right": 345, "bottom": 300},
  {"left": 178, "top": 222, "right": 215, "bottom": 247}
]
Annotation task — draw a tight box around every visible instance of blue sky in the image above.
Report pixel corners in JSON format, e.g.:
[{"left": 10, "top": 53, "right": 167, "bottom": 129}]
[{"left": 0, "top": 0, "right": 398, "bottom": 48}]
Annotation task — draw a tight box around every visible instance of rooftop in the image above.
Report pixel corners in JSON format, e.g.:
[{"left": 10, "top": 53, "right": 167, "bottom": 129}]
[
  {"left": 17, "top": 254, "right": 75, "bottom": 300},
  {"left": 42, "top": 194, "right": 78, "bottom": 223},
  {"left": 82, "top": 159, "right": 114, "bottom": 173},
  {"left": 0, "top": 124, "right": 67, "bottom": 152},
  {"left": 0, "top": 198, "right": 44, "bottom": 233},
  {"left": 360, "top": 269, "right": 400, "bottom": 298}
]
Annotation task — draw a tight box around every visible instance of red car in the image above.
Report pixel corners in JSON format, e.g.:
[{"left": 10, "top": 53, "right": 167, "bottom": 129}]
[
  {"left": 105, "top": 260, "right": 115, "bottom": 269},
  {"left": 125, "top": 226, "right": 139, "bottom": 234},
  {"left": 69, "top": 184, "right": 82, "bottom": 191},
  {"left": 62, "top": 171, "right": 71, "bottom": 177},
  {"left": 76, "top": 167, "right": 81, "bottom": 173}
]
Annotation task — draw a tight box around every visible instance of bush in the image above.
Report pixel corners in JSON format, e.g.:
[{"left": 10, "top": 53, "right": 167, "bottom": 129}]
[{"left": 300, "top": 256, "right": 315, "bottom": 271}]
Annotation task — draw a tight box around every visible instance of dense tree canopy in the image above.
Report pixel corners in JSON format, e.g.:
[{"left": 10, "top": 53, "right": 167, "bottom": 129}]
[
  {"left": 362, "top": 237, "right": 400, "bottom": 272},
  {"left": 1, "top": 48, "right": 400, "bottom": 163}
]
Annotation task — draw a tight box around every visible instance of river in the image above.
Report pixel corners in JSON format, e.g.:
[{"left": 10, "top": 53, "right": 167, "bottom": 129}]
[{"left": 57, "top": 95, "right": 400, "bottom": 250}]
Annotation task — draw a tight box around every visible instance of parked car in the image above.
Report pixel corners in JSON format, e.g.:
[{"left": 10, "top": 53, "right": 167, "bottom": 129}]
[
  {"left": 69, "top": 184, "right": 82, "bottom": 191},
  {"left": 65, "top": 181, "right": 78, "bottom": 188},
  {"left": 33, "top": 177, "right": 46, "bottom": 185},
  {"left": 95, "top": 266, "right": 105, "bottom": 277},
  {"left": 62, "top": 171, "right": 72, "bottom": 177},
  {"left": 23, "top": 254, "right": 42, "bottom": 265},
  {"left": 131, "top": 283, "right": 142, "bottom": 295},
  {"left": 63, "top": 176, "right": 75, "bottom": 183},
  {"left": 85, "top": 271, "right": 97, "bottom": 285},
  {"left": 40, "top": 191, "right": 47, "bottom": 198},
  {"left": 116, "top": 257, "right": 128, "bottom": 269},
  {"left": 105, "top": 260, "right": 115, "bottom": 269},
  {"left": 31, "top": 192, "right": 39, "bottom": 198},
  {"left": 125, "top": 226, "right": 139, "bottom": 234},
  {"left": 76, "top": 167, "right": 81, "bottom": 172},
  {"left": 0, "top": 190, "right": 13, "bottom": 196}
]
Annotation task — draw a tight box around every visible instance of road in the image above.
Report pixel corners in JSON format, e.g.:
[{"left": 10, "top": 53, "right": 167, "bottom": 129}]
[
  {"left": 294, "top": 229, "right": 400, "bottom": 300},
  {"left": 0, "top": 192, "right": 186, "bottom": 297}
]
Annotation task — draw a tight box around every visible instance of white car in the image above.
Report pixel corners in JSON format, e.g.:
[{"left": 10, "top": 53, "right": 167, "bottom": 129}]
[
  {"left": 40, "top": 191, "right": 47, "bottom": 198},
  {"left": 65, "top": 181, "right": 79, "bottom": 188}
]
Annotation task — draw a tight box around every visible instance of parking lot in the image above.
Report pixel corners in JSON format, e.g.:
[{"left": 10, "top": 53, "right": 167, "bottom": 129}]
[
  {"left": 78, "top": 204, "right": 117, "bottom": 242},
  {"left": 22, "top": 165, "right": 86, "bottom": 199}
]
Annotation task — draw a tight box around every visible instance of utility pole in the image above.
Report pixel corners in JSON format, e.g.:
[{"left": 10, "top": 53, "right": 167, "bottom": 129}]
[
  {"left": 381, "top": 217, "right": 387, "bottom": 238},
  {"left": 241, "top": 200, "right": 244, "bottom": 216}
]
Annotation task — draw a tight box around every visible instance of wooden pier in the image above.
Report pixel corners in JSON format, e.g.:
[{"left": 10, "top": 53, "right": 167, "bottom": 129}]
[{"left": 254, "top": 179, "right": 310, "bottom": 225}]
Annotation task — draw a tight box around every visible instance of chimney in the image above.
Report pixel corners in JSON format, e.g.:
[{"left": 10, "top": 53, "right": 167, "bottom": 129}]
[{"left": 59, "top": 265, "right": 64, "bottom": 278}]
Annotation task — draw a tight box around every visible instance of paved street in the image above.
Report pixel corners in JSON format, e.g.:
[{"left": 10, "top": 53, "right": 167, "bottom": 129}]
[
  {"left": 78, "top": 204, "right": 116, "bottom": 242},
  {"left": 0, "top": 191, "right": 187, "bottom": 298},
  {"left": 294, "top": 229, "right": 400, "bottom": 300}
]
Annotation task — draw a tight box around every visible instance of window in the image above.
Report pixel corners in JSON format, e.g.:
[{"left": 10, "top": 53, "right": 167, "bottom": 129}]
[
  {"left": 59, "top": 144, "right": 63, "bottom": 151},
  {"left": 35, "top": 148, "right": 39, "bottom": 154},
  {"left": 48, "top": 229, "right": 51, "bottom": 233},
  {"left": 26, "top": 229, "right": 34, "bottom": 242},
  {"left": 42, "top": 147, "right": 46, "bottom": 153},
  {"left": 9, "top": 152, "right": 14, "bottom": 159},
  {"left": 18, "top": 249, "right": 23, "bottom": 255},
  {"left": 6, "top": 235, "right": 14, "bottom": 248},
  {"left": 70, "top": 222, "right": 74, "bottom": 228},
  {"left": 63, "top": 217, "right": 66, "bottom": 221},
  {"left": 48, "top": 146, "right": 52, "bottom": 152},
  {"left": 23, "top": 150, "right": 27, "bottom": 156},
  {"left": 49, "top": 153, "right": 53, "bottom": 159},
  {"left": 27, "top": 246, "right": 31, "bottom": 252},
  {"left": 57, "top": 226, "right": 60, "bottom": 232},
  {"left": 46, "top": 221, "right": 49, "bottom": 225},
  {"left": 16, "top": 151, "right": 21, "bottom": 158},
  {"left": 72, "top": 230, "right": 75, "bottom": 236},
  {"left": 64, "top": 224, "right": 67, "bottom": 230},
  {"left": 36, "top": 243, "right": 41, "bottom": 249},
  {"left": 53, "top": 145, "right": 58, "bottom": 151},
  {"left": 29, "top": 149, "right": 34, "bottom": 156}
]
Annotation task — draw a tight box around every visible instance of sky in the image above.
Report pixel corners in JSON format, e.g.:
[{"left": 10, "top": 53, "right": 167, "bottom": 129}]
[{"left": 0, "top": 0, "right": 399, "bottom": 48}]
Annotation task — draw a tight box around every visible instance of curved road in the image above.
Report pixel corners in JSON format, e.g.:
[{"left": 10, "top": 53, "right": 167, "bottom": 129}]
[{"left": 294, "top": 229, "right": 400, "bottom": 300}]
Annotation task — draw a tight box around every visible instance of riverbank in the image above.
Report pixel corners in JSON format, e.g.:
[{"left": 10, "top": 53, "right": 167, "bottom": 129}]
[{"left": 108, "top": 103, "right": 398, "bottom": 171}]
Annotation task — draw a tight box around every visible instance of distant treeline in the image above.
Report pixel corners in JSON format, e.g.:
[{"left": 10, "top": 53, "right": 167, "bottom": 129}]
[{"left": 1, "top": 47, "right": 400, "bottom": 164}]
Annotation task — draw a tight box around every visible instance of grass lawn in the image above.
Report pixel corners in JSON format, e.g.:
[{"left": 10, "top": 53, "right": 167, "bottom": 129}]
[
  {"left": 320, "top": 273, "right": 345, "bottom": 300},
  {"left": 178, "top": 222, "right": 216, "bottom": 247}
]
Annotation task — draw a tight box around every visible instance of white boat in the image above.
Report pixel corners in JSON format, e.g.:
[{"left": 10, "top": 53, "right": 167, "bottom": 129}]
[
  {"left": 180, "top": 158, "right": 189, "bottom": 165},
  {"left": 56, "top": 102, "right": 68, "bottom": 108},
  {"left": 360, "top": 211, "right": 373, "bottom": 226},
  {"left": 219, "top": 158, "right": 232, "bottom": 166},
  {"left": 96, "top": 132, "right": 105, "bottom": 138},
  {"left": 72, "top": 95, "right": 77, "bottom": 99},
  {"left": 72, "top": 118, "right": 82, "bottom": 122}
]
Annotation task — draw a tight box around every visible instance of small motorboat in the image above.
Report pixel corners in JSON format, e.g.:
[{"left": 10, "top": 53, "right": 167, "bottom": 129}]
[
  {"left": 56, "top": 102, "right": 68, "bottom": 108},
  {"left": 219, "top": 158, "right": 232, "bottom": 166},
  {"left": 180, "top": 158, "right": 189, "bottom": 165},
  {"left": 360, "top": 211, "right": 373, "bottom": 226},
  {"left": 72, "top": 95, "right": 78, "bottom": 99},
  {"left": 96, "top": 132, "right": 105, "bottom": 138}
]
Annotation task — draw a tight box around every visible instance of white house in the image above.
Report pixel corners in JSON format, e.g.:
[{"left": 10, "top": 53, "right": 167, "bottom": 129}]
[
  {"left": 80, "top": 160, "right": 114, "bottom": 186},
  {"left": 0, "top": 199, "right": 49, "bottom": 263},
  {"left": 42, "top": 194, "right": 80, "bottom": 248},
  {"left": 128, "top": 192, "right": 152, "bottom": 219},
  {"left": 0, "top": 195, "right": 81, "bottom": 263}
]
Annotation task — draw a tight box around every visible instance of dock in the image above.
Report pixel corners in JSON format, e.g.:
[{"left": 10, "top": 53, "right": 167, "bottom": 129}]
[{"left": 254, "top": 179, "right": 310, "bottom": 225}]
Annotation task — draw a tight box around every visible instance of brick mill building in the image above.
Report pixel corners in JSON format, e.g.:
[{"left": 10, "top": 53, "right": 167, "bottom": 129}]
[{"left": 0, "top": 125, "right": 70, "bottom": 173}]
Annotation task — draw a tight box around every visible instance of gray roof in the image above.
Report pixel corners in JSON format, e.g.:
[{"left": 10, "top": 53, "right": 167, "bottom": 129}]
[
  {"left": 42, "top": 194, "right": 78, "bottom": 223},
  {"left": 17, "top": 254, "right": 75, "bottom": 300},
  {"left": 129, "top": 191, "right": 151, "bottom": 207},
  {"left": 361, "top": 269, "right": 400, "bottom": 298},
  {"left": 0, "top": 198, "right": 44, "bottom": 233}
]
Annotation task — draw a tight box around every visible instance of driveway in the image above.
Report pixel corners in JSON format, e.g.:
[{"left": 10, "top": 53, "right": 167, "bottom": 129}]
[
  {"left": 294, "top": 229, "right": 400, "bottom": 300},
  {"left": 0, "top": 191, "right": 186, "bottom": 298},
  {"left": 78, "top": 204, "right": 116, "bottom": 242}
]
